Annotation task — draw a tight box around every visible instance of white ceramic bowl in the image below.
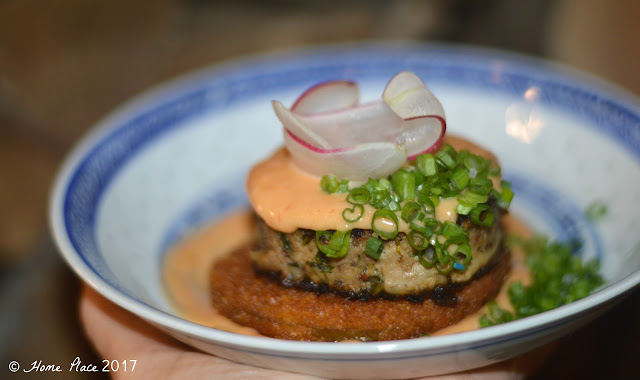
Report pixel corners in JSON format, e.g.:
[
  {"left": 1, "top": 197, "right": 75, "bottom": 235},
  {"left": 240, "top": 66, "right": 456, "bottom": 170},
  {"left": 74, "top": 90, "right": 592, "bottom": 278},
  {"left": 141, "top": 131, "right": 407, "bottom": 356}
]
[{"left": 50, "top": 43, "right": 640, "bottom": 379}]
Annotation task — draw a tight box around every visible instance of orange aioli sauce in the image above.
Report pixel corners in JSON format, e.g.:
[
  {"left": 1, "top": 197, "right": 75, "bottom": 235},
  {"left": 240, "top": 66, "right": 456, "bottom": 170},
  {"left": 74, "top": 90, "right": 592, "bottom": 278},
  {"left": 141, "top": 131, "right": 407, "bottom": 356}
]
[
  {"left": 163, "top": 211, "right": 261, "bottom": 336},
  {"left": 246, "top": 135, "right": 498, "bottom": 234}
]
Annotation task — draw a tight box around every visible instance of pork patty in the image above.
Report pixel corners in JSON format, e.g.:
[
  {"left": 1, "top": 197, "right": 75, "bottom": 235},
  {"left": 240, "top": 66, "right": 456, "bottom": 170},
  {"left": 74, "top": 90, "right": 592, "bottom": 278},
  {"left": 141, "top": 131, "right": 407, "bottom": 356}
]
[{"left": 250, "top": 205, "right": 503, "bottom": 297}]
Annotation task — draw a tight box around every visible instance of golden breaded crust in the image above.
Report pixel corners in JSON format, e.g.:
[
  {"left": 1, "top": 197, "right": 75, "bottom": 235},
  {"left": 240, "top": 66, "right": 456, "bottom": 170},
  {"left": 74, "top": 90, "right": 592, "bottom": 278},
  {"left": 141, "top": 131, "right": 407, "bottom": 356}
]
[{"left": 210, "top": 247, "right": 510, "bottom": 341}]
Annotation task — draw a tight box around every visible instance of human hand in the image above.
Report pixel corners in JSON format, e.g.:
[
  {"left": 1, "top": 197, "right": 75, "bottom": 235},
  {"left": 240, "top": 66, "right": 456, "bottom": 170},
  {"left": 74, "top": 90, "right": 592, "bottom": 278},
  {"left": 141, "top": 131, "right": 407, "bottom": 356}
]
[{"left": 79, "top": 285, "right": 549, "bottom": 379}]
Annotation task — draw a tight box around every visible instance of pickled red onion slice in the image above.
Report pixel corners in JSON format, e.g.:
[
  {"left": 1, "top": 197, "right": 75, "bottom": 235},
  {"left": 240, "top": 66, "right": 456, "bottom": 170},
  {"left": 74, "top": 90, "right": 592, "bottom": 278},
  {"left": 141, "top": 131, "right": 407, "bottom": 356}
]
[
  {"left": 284, "top": 130, "right": 407, "bottom": 182},
  {"left": 291, "top": 80, "right": 359, "bottom": 115},
  {"left": 274, "top": 71, "right": 446, "bottom": 180}
]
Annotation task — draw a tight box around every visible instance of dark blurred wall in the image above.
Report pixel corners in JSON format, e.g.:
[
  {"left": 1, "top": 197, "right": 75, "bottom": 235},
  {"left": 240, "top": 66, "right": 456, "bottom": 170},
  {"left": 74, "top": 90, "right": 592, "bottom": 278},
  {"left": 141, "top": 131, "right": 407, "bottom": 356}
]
[{"left": 1, "top": 1, "right": 638, "bottom": 378}]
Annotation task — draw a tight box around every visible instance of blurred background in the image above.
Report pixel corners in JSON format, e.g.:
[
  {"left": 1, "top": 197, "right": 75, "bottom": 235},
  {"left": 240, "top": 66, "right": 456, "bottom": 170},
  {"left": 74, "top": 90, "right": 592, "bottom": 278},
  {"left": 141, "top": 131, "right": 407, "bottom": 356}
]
[{"left": 1, "top": 0, "right": 639, "bottom": 378}]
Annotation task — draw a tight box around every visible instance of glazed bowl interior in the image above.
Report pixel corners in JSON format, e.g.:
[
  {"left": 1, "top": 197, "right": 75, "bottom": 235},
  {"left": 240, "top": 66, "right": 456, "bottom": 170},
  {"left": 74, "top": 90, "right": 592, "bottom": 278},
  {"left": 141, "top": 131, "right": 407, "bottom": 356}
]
[{"left": 50, "top": 43, "right": 640, "bottom": 378}]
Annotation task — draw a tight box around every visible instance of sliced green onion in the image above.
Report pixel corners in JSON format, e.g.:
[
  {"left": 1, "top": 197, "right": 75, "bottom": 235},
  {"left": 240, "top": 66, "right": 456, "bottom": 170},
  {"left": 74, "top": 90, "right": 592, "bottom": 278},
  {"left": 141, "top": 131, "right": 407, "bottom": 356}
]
[
  {"left": 337, "top": 180, "right": 349, "bottom": 193},
  {"left": 416, "top": 153, "right": 437, "bottom": 176},
  {"left": 371, "top": 190, "right": 391, "bottom": 209},
  {"left": 378, "top": 177, "right": 391, "bottom": 190},
  {"left": 423, "top": 217, "right": 441, "bottom": 231},
  {"left": 363, "top": 178, "right": 377, "bottom": 193},
  {"left": 435, "top": 260, "right": 453, "bottom": 274},
  {"left": 498, "top": 186, "right": 514, "bottom": 209},
  {"left": 412, "top": 169, "right": 425, "bottom": 189},
  {"left": 585, "top": 200, "right": 608, "bottom": 221},
  {"left": 315, "top": 230, "right": 350, "bottom": 258},
  {"left": 315, "top": 230, "right": 333, "bottom": 255},
  {"left": 347, "top": 187, "right": 371, "bottom": 204},
  {"left": 463, "top": 154, "right": 486, "bottom": 172},
  {"left": 488, "top": 166, "right": 501, "bottom": 177},
  {"left": 408, "top": 230, "right": 429, "bottom": 250},
  {"left": 327, "top": 230, "right": 348, "bottom": 251},
  {"left": 342, "top": 204, "right": 365, "bottom": 223},
  {"left": 450, "top": 167, "right": 470, "bottom": 190},
  {"left": 409, "top": 222, "right": 429, "bottom": 235},
  {"left": 441, "top": 221, "right": 467, "bottom": 244},
  {"left": 469, "top": 178, "right": 493, "bottom": 195},
  {"left": 441, "top": 144, "right": 458, "bottom": 160},
  {"left": 391, "top": 169, "right": 416, "bottom": 202},
  {"left": 429, "top": 186, "right": 443, "bottom": 196},
  {"left": 385, "top": 199, "right": 401, "bottom": 211},
  {"left": 435, "top": 244, "right": 451, "bottom": 264},
  {"left": 364, "top": 236, "right": 384, "bottom": 260},
  {"left": 418, "top": 255, "right": 434, "bottom": 269},
  {"left": 320, "top": 175, "right": 339, "bottom": 193},
  {"left": 401, "top": 201, "right": 422, "bottom": 223},
  {"left": 461, "top": 191, "right": 489, "bottom": 204},
  {"left": 436, "top": 150, "right": 456, "bottom": 169},
  {"left": 456, "top": 197, "right": 476, "bottom": 215},
  {"left": 418, "top": 246, "right": 437, "bottom": 268},
  {"left": 470, "top": 204, "right": 495, "bottom": 227},
  {"left": 417, "top": 189, "right": 437, "bottom": 214},
  {"left": 327, "top": 230, "right": 351, "bottom": 258},
  {"left": 371, "top": 209, "right": 399, "bottom": 240},
  {"left": 453, "top": 243, "right": 472, "bottom": 268}
]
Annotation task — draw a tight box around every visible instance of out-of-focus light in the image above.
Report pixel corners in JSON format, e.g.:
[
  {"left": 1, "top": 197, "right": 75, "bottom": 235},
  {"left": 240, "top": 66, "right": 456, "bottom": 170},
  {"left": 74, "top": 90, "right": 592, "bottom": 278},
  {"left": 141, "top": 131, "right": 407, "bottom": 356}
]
[
  {"left": 524, "top": 86, "right": 540, "bottom": 102},
  {"left": 505, "top": 86, "right": 544, "bottom": 143}
]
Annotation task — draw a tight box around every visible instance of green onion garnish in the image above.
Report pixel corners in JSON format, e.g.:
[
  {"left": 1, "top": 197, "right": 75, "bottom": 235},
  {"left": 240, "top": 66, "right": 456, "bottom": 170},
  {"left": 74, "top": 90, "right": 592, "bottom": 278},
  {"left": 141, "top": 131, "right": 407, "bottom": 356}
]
[
  {"left": 408, "top": 230, "right": 430, "bottom": 251},
  {"left": 347, "top": 187, "right": 371, "bottom": 204},
  {"left": 321, "top": 175, "right": 349, "bottom": 194},
  {"left": 318, "top": 143, "right": 512, "bottom": 269},
  {"left": 418, "top": 246, "right": 437, "bottom": 268},
  {"left": 450, "top": 167, "right": 470, "bottom": 190},
  {"left": 456, "top": 196, "right": 476, "bottom": 215},
  {"left": 364, "top": 236, "right": 384, "bottom": 260},
  {"left": 469, "top": 178, "right": 493, "bottom": 195},
  {"left": 497, "top": 181, "right": 514, "bottom": 209},
  {"left": 315, "top": 230, "right": 351, "bottom": 258},
  {"left": 320, "top": 175, "right": 338, "bottom": 193},
  {"left": 585, "top": 200, "right": 608, "bottom": 222},
  {"left": 315, "top": 230, "right": 333, "bottom": 255},
  {"left": 391, "top": 169, "right": 416, "bottom": 201},
  {"left": 416, "top": 153, "right": 437, "bottom": 176},
  {"left": 371, "top": 189, "right": 392, "bottom": 209},
  {"left": 479, "top": 236, "right": 604, "bottom": 327},
  {"left": 409, "top": 222, "right": 430, "bottom": 235},
  {"left": 401, "top": 201, "right": 422, "bottom": 223},
  {"left": 470, "top": 204, "right": 495, "bottom": 227},
  {"left": 441, "top": 221, "right": 467, "bottom": 244},
  {"left": 435, "top": 260, "right": 453, "bottom": 275},
  {"left": 371, "top": 209, "right": 399, "bottom": 240},
  {"left": 452, "top": 243, "right": 472, "bottom": 269},
  {"left": 342, "top": 204, "right": 364, "bottom": 223}
]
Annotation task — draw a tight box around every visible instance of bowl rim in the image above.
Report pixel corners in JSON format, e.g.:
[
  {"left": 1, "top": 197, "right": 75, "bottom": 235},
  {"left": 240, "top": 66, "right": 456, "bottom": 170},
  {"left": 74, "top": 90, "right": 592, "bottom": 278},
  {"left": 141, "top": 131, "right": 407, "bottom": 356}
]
[{"left": 49, "top": 41, "right": 640, "bottom": 358}]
